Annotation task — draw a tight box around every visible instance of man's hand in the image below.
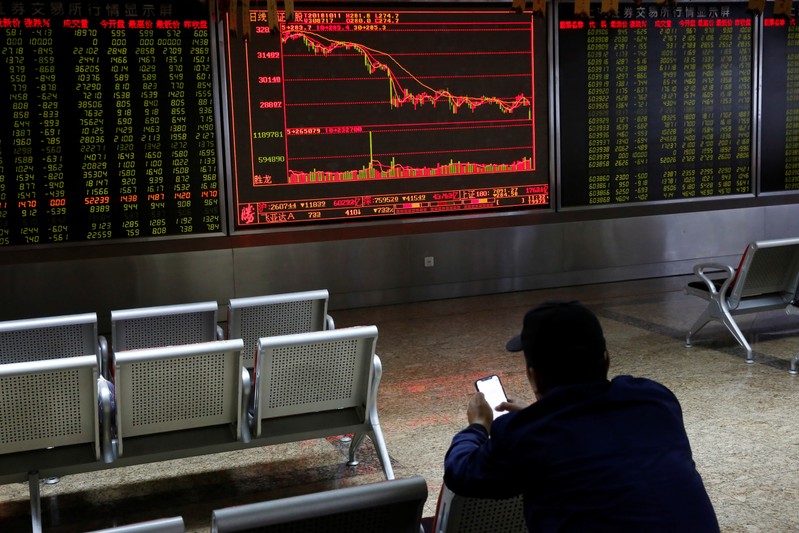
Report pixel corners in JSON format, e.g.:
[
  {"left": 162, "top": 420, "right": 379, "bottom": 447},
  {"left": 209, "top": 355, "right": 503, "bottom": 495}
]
[
  {"left": 497, "top": 397, "right": 528, "bottom": 413},
  {"left": 467, "top": 392, "right": 494, "bottom": 432}
]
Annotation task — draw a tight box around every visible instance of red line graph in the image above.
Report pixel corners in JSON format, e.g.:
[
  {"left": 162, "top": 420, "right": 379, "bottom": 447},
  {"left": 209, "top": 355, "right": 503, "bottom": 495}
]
[{"left": 282, "top": 29, "right": 531, "bottom": 115}]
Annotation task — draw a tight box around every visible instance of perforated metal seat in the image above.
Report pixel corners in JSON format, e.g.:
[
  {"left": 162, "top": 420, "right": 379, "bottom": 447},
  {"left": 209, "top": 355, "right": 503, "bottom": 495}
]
[
  {"left": 684, "top": 237, "right": 799, "bottom": 363},
  {"left": 227, "top": 289, "right": 334, "bottom": 369},
  {"left": 0, "top": 355, "right": 101, "bottom": 533},
  {"left": 252, "top": 326, "right": 394, "bottom": 480},
  {"left": 111, "top": 301, "right": 222, "bottom": 352},
  {"left": 211, "top": 476, "right": 427, "bottom": 533},
  {"left": 110, "top": 339, "right": 249, "bottom": 464},
  {"left": 432, "top": 483, "right": 526, "bottom": 533}
]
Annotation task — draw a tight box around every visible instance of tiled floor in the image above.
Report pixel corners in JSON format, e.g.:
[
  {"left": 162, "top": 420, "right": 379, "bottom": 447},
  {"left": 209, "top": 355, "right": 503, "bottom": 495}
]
[{"left": 2, "top": 275, "right": 798, "bottom": 531}]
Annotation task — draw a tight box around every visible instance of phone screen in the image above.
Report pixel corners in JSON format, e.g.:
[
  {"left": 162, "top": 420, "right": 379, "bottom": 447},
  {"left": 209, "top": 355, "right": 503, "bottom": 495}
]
[{"left": 475, "top": 374, "right": 509, "bottom": 419}]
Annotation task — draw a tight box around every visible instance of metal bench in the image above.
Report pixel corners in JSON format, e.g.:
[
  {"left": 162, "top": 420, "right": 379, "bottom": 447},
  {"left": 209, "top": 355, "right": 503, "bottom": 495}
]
[
  {"left": 0, "top": 317, "right": 395, "bottom": 531},
  {"left": 251, "top": 326, "right": 394, "bottom": 480},
  {"left": 211, "top": 476, "right": 427, "bottom": 533},
  {"left": 684, "top": 237, "right": 799, "bottom": 363},
  {"left": 227, "top": 289, "right": 334, "bottom": 369}
]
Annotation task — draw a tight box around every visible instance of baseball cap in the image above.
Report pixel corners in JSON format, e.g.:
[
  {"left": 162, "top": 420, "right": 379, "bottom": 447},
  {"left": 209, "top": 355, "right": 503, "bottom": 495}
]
[{"left": 506, "top": 301, "right": 606, "bottom": 377}]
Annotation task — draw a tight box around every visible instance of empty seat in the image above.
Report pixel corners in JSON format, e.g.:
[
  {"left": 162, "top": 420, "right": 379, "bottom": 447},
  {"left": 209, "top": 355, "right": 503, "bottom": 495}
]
[
  {"left": 107, "top": 339, "right": 249, "bottom": 464},
  {"left": 227, "top": 289, "right": 334, "bottom": 369},
  {"left": 251, "top": 326, "right": 394, "bottom": 480},
  {"left": 685, "top": 237, "right": 799, "bottom": 362}
]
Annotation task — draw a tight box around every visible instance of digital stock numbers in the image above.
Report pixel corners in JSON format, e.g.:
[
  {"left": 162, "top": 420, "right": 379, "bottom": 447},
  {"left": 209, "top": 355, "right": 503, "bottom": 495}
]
[
  {"left": 761, "top": 5, "right": 799, "bottom": 193},
  {"left": 0, "top": 1, "right": 222, "bottom": 246},
  {"left": 558, "top": 3, "right": 753, "bottom": 207},
  {"left": 226, "top": 9, "right": 550, "bottom": 227}
]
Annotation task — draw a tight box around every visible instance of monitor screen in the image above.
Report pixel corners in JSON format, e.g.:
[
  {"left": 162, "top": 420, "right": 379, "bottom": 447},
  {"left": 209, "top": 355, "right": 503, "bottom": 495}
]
[
  {"left": 0, "top": 0, "right": 223, "bottom": 247},
  {"left": 557, "top": 2, "right": 754, "bottom": 207},
  {"left": 225, "top": 7, "right": 550, "bottom": 229}
]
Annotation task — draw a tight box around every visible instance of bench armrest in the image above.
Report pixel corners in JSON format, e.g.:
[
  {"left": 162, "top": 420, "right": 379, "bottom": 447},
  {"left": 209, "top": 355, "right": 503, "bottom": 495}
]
[
  {"left": 98, "top": 334, "right": 109, "bottom": 379},
  {"left": 98, "top": 376, "right": 115, "bottom": 463},
  {"left": 692, "top": 262, "right": 736, "bottom": 295},
  {"left": 240, "top": 367, "right": 252, "bottom": 443}
]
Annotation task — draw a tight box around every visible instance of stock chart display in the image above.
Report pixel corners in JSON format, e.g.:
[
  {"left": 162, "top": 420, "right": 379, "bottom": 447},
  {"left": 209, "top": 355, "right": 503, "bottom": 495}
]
[
  {"left": 761, "top": 6, "right": 799, "bottom": 193},
  {"left": 558, "top": 3, "right": 753, "bottom": 207},
  {"left": 226, "top": 8, "right": 549, "bottom": 228},
  {"left": 0, "top": 1, "right": 222, "bottom": 246}
]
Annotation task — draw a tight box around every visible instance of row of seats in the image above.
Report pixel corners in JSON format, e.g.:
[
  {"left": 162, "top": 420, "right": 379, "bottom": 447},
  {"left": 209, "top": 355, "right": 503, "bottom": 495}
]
[
  {"left": 86, "top": 476, "right": 526, "bottom": 533},
  {"left": 0, "top": 290, "right": 391, "bottom": 533},
  {"left": 0, "top": 288, "right": 335, "bottom": 375}
]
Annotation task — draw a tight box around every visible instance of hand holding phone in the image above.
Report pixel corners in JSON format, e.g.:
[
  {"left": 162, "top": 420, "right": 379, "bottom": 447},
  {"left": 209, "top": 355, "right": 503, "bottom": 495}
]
[{"left": 475, "top": 374, "right": 509, "bottom": 420}]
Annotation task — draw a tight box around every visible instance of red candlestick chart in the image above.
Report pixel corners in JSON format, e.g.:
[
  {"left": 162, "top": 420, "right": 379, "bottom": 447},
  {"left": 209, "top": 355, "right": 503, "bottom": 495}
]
[{"left": 226, "top": 9, "right": 549, "bottom": 227}]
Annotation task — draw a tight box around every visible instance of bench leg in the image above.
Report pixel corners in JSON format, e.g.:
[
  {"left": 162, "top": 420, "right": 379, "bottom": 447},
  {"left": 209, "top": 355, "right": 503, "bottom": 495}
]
[
  {"left": 346, "top": 429, "right": 395, "bottom": 480},
  {"left": 790, "top": 353, "right": 799, "bottom": 375},
  {"left": 346, "top": 433, "right": 365, "bottom": 467},
  {"left": 28, "top": 471, "right": 42, "bottom": 533},
  {"left": 686, "top": 301, "right": 755, "bottom": 363},
  {"left": 370, "top": 424, "right": 395, "bottom": 480},
  {"left": 685, "top": 305, "right": 714, "bottom": 348},
  {"left": 719, "top": 312, "right": 754, "bottom": 363}
]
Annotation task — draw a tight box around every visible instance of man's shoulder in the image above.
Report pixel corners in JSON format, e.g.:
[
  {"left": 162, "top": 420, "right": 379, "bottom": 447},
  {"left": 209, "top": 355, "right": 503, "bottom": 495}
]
[
  {"left": 609, "top": 375, "right": 680, "bottom": 402},
  {"left": 611, "top": 374, "right": 672, "bottom": 391}
]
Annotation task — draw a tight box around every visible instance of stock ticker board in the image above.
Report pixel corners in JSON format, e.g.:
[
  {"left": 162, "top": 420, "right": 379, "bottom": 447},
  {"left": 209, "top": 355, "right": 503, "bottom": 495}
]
[
  {"left": 761, "top": 7, "right": 799, "bottom": 193},
  {"left": 226, "top": 8, "right": 550, "bottom": 228},
  {"left": 0, "top": 1, "right": 222, "bottom": 246},
  {"left": 557, "top": 3, "right": 754, "bottom": 207}
]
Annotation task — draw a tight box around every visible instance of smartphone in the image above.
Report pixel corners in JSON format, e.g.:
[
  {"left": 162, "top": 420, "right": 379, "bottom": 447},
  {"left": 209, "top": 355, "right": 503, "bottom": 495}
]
[{"left": 475, "top": 374, "right": 509, "bottom": 419}]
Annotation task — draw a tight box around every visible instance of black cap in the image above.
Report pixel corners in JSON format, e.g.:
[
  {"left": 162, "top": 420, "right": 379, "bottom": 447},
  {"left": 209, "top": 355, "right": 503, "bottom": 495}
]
[{"left": 506, "top": 301, "right": 607, "bottom": 381}]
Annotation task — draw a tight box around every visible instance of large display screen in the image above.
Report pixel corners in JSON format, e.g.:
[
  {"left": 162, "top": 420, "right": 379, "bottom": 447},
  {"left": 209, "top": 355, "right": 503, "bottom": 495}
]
[
  {"left": 558, "top": 3, "right": 753, "bottom": 207},
  {"left": 226, "top": 8, "right": 549, "bottom": 228},
  {"left": 0, "top": 0, "right": 222, "bottom": 247},
  {"left": 761, "top": 5, "right": 799, "bottom": 193}
]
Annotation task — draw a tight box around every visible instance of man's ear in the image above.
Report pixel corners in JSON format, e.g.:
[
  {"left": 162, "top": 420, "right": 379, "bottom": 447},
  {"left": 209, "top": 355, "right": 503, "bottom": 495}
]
[{"left": 527, "top": 366, "right": 542, "bottom": 399}]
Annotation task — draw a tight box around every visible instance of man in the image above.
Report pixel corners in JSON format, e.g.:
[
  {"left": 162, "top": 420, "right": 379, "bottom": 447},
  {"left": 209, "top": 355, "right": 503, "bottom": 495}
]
[{"left": 444, "top": 301, "right": 719, "bottom": 532}]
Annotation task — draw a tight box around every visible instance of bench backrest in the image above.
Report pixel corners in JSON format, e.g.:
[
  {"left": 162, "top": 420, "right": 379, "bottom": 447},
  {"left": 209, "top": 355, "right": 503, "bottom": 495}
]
[
  {"left": 113, "top": 339, "right": 244, "bottom": 457},
  {"left": 729, "top": 237, "right": 799, "bottom": 307},
  {"left": 111, "top": 302, "right": 219, "bottom": 352},
  {"left": 87, "top": 516, "right": 185, "bottom": 533},
  {"left": 252, "top": 326, "right": 377, "bottom": 435},
  {"left": 210, "top": 476, "right": 428, "bottom": 533},
  {"left": 0, "top": 313, "right": 98, "bottom": 364},
  {"left": 228, "top": 289, "right": 332, "bottom": 368},
  {"left": 0, "top": 355, "right": 99, "bottom": 457}
]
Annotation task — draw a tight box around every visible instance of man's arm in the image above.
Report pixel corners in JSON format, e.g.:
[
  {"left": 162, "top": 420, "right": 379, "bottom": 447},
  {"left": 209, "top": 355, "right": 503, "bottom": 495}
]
[{"left": 443, "top": 393, "right": 523, "bottom": 499}]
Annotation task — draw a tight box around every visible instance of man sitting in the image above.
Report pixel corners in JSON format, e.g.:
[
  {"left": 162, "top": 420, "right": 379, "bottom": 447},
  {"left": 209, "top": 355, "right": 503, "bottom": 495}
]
[{"left": 444, "top": 301, "right": 719, "bottom": 532}]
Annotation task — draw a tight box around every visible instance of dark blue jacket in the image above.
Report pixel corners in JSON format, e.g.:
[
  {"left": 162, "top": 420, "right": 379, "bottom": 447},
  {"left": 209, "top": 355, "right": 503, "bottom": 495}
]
[{"left": 444, "top": 376, "right": 719, "bottom": 532}]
